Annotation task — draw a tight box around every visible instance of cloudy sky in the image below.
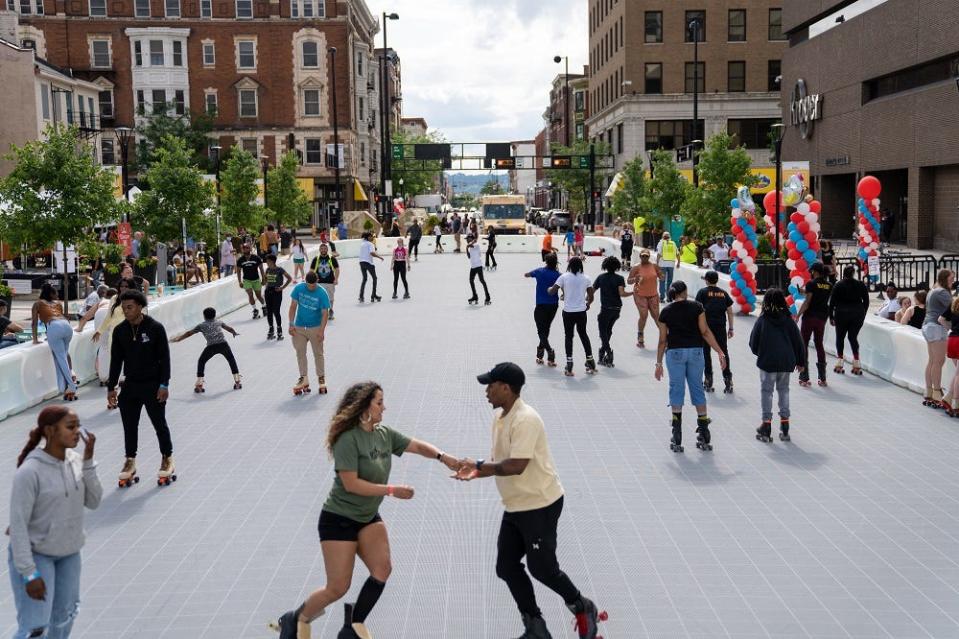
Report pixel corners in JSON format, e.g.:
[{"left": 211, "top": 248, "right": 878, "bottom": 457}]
[{"left": 366, "top": 0, "right": 588, "bottom": 143}]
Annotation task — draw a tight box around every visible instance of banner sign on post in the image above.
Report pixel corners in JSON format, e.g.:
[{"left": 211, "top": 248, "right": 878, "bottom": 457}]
[
  {"left": 117, "top": 222, "right": 133, "bottom": 256},
  {"left": 867, "top": 254, "right": 880, "bottom": 281}
]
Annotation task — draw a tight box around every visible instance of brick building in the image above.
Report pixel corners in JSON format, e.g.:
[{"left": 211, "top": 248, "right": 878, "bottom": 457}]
[
  {"left": 781, "top": 0, "right": 959, "bottom": 250},
  {"left": 10, "top": 0, "right": 386, "bottom": 219}
]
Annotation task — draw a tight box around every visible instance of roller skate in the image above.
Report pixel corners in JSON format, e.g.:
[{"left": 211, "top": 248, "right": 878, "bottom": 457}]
[
  {"left": 703, "top": 375, "right": 714, "bottom": 393},
  {"left": 585, "top": 356, "right": 597, "bottom": 374},
  {"left": 293, "top": 376, "right": 311, "bottom": 396},
  {"left": 358, "top": 295, "right": 365, "bottom": 303},
  {"left": 261, "top": 305, "right": 268, "bottom": 318},
  {"left": 403, "top": 292, "right": 410, "bottom": 299},
  {"left": 756, "top": 421, "right": 773, "bottom": 443},
  {"left": 484, "top": 297, "right": 492, "bottom": 305},
  {"left": 337, "top": 603, "right": 374, "bottom": 639},
  {"left": 723, "top": 377, "right": 733, "bottom": 394},
  {"left": 833, "top": 359, "right": 845, "bottom": 375},
  {"left": 564, "top": 359, "right": 575, "bottom": 377},
  {"left": 536, "top": 346, "right": 545, "bottom": 365},
  {"left": 157, "top": 456, "right": 176, "bottom": 487},
  {"left": 851, "top": 359, "right": 863, "bottom": 376},
  {"left": 817, "top": 363, "right": 828, "bottom": 387},
  {"left": 317, "top": 377, "right": 328, "bottom": 395},
  {"left": 605, "top": 349, "right": 615, "bottom": 368},
  {"left": 569, "top": 596, "right": 607, "bottom": 639},
  {"left": 63, "top": 391, "right": 78, "bottom": 402},
  {"left": 515, "top": 614, "right": 551, "bottom": 639},
  {"left": 251, "top": 306, "right": 260, "bottom": 319},
  {"left": 269, "top": 603, "right": 319, "bottom": 639},
  {"left": 779, "top": 419, "right": 791, "bottom": 442},
  {"left": 695, "top": 416, "right": 713, "bottom": 451},
  {"left": 118, "top": 457, "right": 138, "bottom": 488},
  {"left": 194, "top": 377, "right": 205, "bottom": 393},
  {"left": 276, "top": 327, "right": 284, "bottom": 342},
  {"left": 636, "top": 331, "right": 645, "bottom": 348},
  {"left": 546, "top": 349, "right": 557, "bottom": 367},
  {"left": 328, "top": 310, "right": 335, "bottom": 321},
  {"left": 467, "top": 296, "right": 478, "bottom": 305},
  {"left": 267, "top": 326, "right": 275, "bottom": 340},
  {"left": 922, "top": 388, "right": 942, "bottom": 408},
  {"left": 392, "top": 292, "right": 398, "bottom": 299},
  {"left": 371, "top": 294, "right": 382, "bottom": 303},
  {"left": 233, "top": 374, "right": 242, "bottom": 390},
  {"left": 798, "top": 371, "right": 811, "bottom": 388},
  {"left": 670, "top": 413, "right": 684, "bottom": 453}
]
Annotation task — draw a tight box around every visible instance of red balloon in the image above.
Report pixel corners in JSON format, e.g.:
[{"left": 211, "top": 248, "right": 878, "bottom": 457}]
[
  {"left": 857, "top": 175, "right": 881, "bottom": 200},
  {"left": 797, "top": 221, "right": 810, "bottom": 234},
  {"left": 809, "top": 200, "right": 821, "bottom": 214},
  {"left": 742, "top": 304, "right": 752, "bottom": 313},
  {"left": 790, "top": 212, "right": 804, "bottom": 224},
  {"left": 737, "top": 262, "right": 747, "bottom": 273},
  {"left": 737, "top": 296, "right": 746, "bottom": 305},
  {"left": 788, "top": 249, "right": 800, "bottom": 260},
  {"left": 762, "top": 191, "right": 783, "bottom": 214},
  {"left": 786, "top": 296, "right": 794, "bottom": 305},
  {"left": 795, "top": 259, "right": 807, "bottom": 272}
]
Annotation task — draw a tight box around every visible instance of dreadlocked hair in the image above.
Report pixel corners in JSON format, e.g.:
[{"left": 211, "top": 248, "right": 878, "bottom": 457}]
[
  {"left": 17, "top": 405, "right": 70, "bottom": 467},
  {"left": 326, "top": 381, "right": 383, "bottom": 456}
]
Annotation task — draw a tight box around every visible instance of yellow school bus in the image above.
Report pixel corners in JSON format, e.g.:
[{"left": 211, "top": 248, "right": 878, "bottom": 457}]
[{"left": 479, "top": 195, "right": 526, "bottom": 234}]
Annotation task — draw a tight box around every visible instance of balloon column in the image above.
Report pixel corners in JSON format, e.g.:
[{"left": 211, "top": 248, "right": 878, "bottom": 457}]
[
  {"left": 761, "top": 189, "right": 784, "bottom": 248},
  {"left": 781, "top": 176, "right": 823, "bottom": 315},
  {"left": 729, "top": 187, "right": 759, "bottom": 314},
  {"left": 856, "top": 175, "right": 882, "bottom": 269}
]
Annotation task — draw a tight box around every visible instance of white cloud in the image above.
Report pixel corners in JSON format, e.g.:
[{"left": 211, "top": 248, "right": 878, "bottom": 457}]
[{"left": 365, "top": 0, "right": 587, "bottom": 142}]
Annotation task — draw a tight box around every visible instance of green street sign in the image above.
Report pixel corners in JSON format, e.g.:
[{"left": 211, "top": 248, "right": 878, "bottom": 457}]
[
  {"left": 578, "top": 156, "right": 591, "bottom": 169},
  {"left": 392, "top": 144, "right": 404, "bottom": 160}
]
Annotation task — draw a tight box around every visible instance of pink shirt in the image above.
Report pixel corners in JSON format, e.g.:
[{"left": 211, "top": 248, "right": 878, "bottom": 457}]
[
  {"left": 574, "top": 229, "right": 584, "bottom": 243},
  {"left": 393, "top": 247, "right": 408, "bottom": 262}
]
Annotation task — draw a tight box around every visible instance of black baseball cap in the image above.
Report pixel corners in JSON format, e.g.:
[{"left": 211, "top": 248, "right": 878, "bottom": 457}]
[{"left": 477, "top": 362, "right": 526, "bottom": 388}]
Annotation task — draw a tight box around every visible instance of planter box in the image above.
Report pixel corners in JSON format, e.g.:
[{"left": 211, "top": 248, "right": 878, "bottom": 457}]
[{"left": 135, "top": 263, "right": 158, "bottom": 285}]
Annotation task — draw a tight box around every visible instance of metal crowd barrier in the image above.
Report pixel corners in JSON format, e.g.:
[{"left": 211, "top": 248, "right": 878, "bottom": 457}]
[{"left": 835, "top": 255, "right": 937, "bottom": 291}]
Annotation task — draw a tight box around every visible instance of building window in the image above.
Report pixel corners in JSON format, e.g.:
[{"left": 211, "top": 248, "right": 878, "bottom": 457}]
[
  {"left": 134, "top": 41, "right": 142, "bottom": 66},
  {"left": 237, "top": 40, "right": 256, "bottom": 69},
  {"left": 98, "top": 90, "right": 113, "bottom": 118},
  {"left": 101, "top": 138, "right": 115, "bottom": 164},
  {"left": 239, "top": 89, "right": 257, "bottom": 117},
  {"left": 65, "top": 92, "right": 74, "bottom": 124},
  {"left": 644, "top": 11, "right": 662, "bottom": 43},
  {"left": 576, "top": 122, "right": 585, "bottom": 141},
  {"left": 152, "top": 89, "right": 166, "bottom": 114},
  {"left": 205, "top": 91, "right": 217, "bottom": 114},
  {"left": 769, "top": 9, "right": 785, "bottom": 40},
  {"left": 21, "top": 38, "right": 35, "bottom": 49},
  {"left": 200, "top": 0, "right": 210, "bottom": 16},
  {"left": 685, "top": 10, "right": 705, "bottom": 42},
  {"left": 685, "top": 62, "right": 704, "bottom": 93},
  {"left": 768, "top": 60, "right": 781, "bottom": 91},
  {"left": 728, "top": 61, "right": 745, "bottom": 92},
  {"left": 728, "top": 9, "right": 746, "bottom": 41},
  {"left": 302, "top": 41, "right": 318, "bottom": 67},
  {"left": 136, "top": 89, "right": 145, "bottom": 114},
  {"left": 574, "top": 90, "right": 585, "bottom": 111},
  {"left": 616, "top": 123, "right": 624, "bottom": 154},
  {"left": 241, "top": 138, "right": 258, "bottom": 157},
  {"left": 172, "top": 41, "right": 183, "bottom": 66},
  {"left": 291, "top": 0, "right": 319, "bottom": 17},
  {"left": 17, "top": 0, "right": 29, "bottom": 14},
  {"left": 202, "top": 42, "right": 215, "bottom": 66},
  {"left": 356, "top": 52, "right": 363, "bottom": 76},
  {"left": 645, "top": 62, "right": 662, "bottom": 94},
  {"left": 149, "top": 40, "right": 164, "bottom": 66},
  {"left": 863, "top": 53, "right": 959, "bottom": 103},
  {"left": 303, "top": 89, "right": 320, "bottom": 116},
  {"left": 41, "top": 84, "right": 50, "bottom": 119},
  {"left": 358, "top": 97, "right": 364, "bottom": 121},
  {"left": 165, "top": 0, "right": 179, "bottom": 17},
  {"left": 174, "top": 90, "right": 185, "bottom": 115},
  {"left": 91, "top": 39, "right": 111, "bottom": 68},
  {"left": 645, "top": 120, "right": 703, "bottom": 151},
  {"left": 134, "top": 0, "right": 149, "bottom": 17},
  {"left": 360, "top": 141, "right": 365, "bottom": 164},
  {"left": 236, "top": 0, "right": 251, "bottom": 18},
  {"left": 89, "top": 0, "right": 106, "bottom": 16},
  {"left": 728, "top": 118, "right": 776, "bottom": 148},
  {"left": 305, "top": 139, "right": 322, "bottom": 164}
]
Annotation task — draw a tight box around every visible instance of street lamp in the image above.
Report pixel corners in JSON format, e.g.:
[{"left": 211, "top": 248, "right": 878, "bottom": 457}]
[
  {"left": 329, "top": 46, "right": 341, "bottom": 232},
  {"left": 689, "top": 17, "right": 702, "bottom": 187},
  {"left": 381, "top": 11, "right": 400, "bottom": 227},
  {"left": 771, "top": 122, "right": 786, "bottom": 288},
  {"left": 210, "top": 144, "right": 222, "bottom": 247},
  {"left": 553, "top": 55, "right": 570, "bottom": 148},
  {"left": 115, "top": 126, "right": 134, "bottom": 202}
]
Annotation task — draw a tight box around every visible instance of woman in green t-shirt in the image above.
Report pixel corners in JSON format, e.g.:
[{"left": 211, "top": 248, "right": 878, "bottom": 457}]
[{"left": 272, "top": 381, "right": 460, "bottom": 639}]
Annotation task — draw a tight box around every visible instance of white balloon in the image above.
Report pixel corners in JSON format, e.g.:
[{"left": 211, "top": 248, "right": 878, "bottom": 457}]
[
  {"left": 791, "top": 276, "right": 805, "bottom": 288},
  {"left": 732, "top": 240, "right": 744, "bottom": 251},
  {"left": 732, "top": 208, "right": 743, "bottom": 218},
  {"left": 870, "top": 241, "right": 878, "bottom": 250},
  {"left": 748, "top": 264, "right": 759, "bottom": 274},
  {"left": 742, "top": 255, "right": 754, "bottom": 266},
  {"left": 797, "top": 203, "right": 811, "bottom": 214},
  {"left": 811, "top": 222, "right": 821, "bottom": 233},
  {"left": 872, "top": 198, "right": 880, "bottom": 208},
  {"left": 786, "top": 259, "right": 796, "bottom": 270},
  {"left": 804, "top": 212, "right": 818, "bottom": 224}
]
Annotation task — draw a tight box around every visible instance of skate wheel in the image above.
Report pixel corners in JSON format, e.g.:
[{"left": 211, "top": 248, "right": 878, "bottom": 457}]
[{"left": 598, "top": 611, "right": 609, "bottom": 621}]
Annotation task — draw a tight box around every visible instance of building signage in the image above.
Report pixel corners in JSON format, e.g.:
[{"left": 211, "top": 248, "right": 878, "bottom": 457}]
[
  {"left": 790, "top": 79, "right": 823, "bottom": 140},
  {"left": 825, "top": 155, "right": 850, "bottom": 167}
]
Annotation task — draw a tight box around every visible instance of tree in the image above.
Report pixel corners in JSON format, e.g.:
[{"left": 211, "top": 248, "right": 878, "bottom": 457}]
[
  {"left": 135, "top": 104, "right": 216, "bottom": 173},
  {"left": 451, "top": 193, "right": 478, "bottom": 209},
  {"left": 545, "top": 140, "right": 612, "bottom": 219},
  {"left": 391, "top": 128, "right": 447, "bottom": 199},
  {"left": 642, "top": 149, "right": 689, "bottom": 232},
  {"left": 608, "top": 156, "right": 648, "bottom": 222},
  {"left": 219, "top": 147, "right": 265, "bottom": 233},
  {"left": 480, "top": 177, "right": 503, "bottom": 195},
  {"left": 268, "top": 151, "right": 313, "bottom": 228},
  {"left": 133, "top": 135, "right": 215, "bottom": 244},
  {"left": 681, "top": 132, "right": 757, "bottom": 239}
]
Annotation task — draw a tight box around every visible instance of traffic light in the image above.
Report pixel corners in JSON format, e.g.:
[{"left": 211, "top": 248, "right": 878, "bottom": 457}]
[
  {"left": 549, "top": 156, "right": 572, "bottom": 168},
  {"left": 495, "top": 158, "right": 516, "bottom": 169}
]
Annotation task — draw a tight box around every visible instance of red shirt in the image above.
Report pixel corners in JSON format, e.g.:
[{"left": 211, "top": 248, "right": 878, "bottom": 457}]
[{"left": 393, "top": 247, "right": 408, "bottom": 262}]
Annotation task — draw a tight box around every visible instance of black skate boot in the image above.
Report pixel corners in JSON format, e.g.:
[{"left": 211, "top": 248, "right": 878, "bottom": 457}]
[
  {"left": 467, "top": 296, "right": 478, "bottom": 305},
  {"left": 585, "top": 356, "right": 597, "bottom": 374},
  {"left": 403, "top": 291, "right": 410, "bottom": 299},
  {"left": 779, "top": 419, "right": 791, "bottom": 441},
  {"left": 546, "top": 348, "right": 557, "bottom": 367},
  {"left": 267, "top": 326, "right": 275, "bottom": 340},
  {"left": 670, "top": 413, "right": 684, "bottom": 452},
  {"left": 799, "top": 369, "right": 811, "bottom": 387},
  {"left": 569, "top": 596, "right": 605, "bottom": 639},
  {"left": 371, "top": 294, "right": 382, "bottom": 303},
  {"left": 703, "top": 375, "right": 714, "bottom": 393},
  {"left": 276, "top": 327, "right": 284, "bottom": 341},
  {"left": 358, "top": 295, "right": 365, "bottom": 303},
  {"left": 696, "top": 416, "right": 713, "bottom": 451},
  {"left": 484, "top": 297, "right": 492, "bottom": 305},
  {"left": 756, "top": 421, "right": 773, "bottom": 443},
  {"left": 723, "top": 376, "right": 733, "bottom": 394},
  {"left": 817, "top": 362, "right": 828, "bottom": 387},
  {"left": 261, "top": 305, "right": 268, "bottom": 318},
  {"left": 564, "top": 358, "right": 574, "bottom": 377},
  {"left": 606, "top": 349, "right": 614, "bottom": 368},
  {"left": 271, "top": 603, "right": 307, "bottom": 639},
  {"left": 515, "top": 613, "right": 553, "bottom": 639},
  {"left": 536, "top": 346, "right": 545, "bottom": 365},
  {"left": 252, "top": 306, "right": 260, "bottom": 319},
  {"left": 392, "top": 291, "right": 398, "bottom": 299}
]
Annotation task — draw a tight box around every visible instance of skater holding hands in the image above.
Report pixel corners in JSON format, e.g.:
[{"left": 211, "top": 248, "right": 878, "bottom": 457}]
[
  {"left": 548, "top": 257, "right": 596, "bottom": 376},
  {"left": 593, "top": 256, "right": 630, "bottom": 367},
  {"left": 171, "top": 307, "right": 242, "bottom": 392},
  {"left": 272, "top": 381, "right": 460, "bottom": 639}
]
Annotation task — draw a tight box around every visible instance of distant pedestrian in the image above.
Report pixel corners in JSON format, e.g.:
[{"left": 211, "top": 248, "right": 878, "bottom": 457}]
[
  {"left": 593, "top": 256, "right": 629, "bottom": 367},
  {"left": 171, "top": 307, "right": 242, "bottom": 392},
  {"left": 573, "top": 224, "right": 585, "bottom": 258},
  {"left": 220, "top": 234, "right": 237, "bottom": 278},
  {"left": 619, "top": 224, "right": 634, "bottom": 270},
  {"left": 453, "top": 214, "right": 463, "bottom": 252},
  {"left": 563, "top": 228, "right": 574, "bottom": 259},
  {"left": 391, "top": 238, "right": 410, "bottom": 300},
  {"left": 406, "top": 219, "right": 423, "bottom": 261},
  {"left": 291, "top": 238, "right": 307, "bottom": 282},
  {"left": 263, "top": 253, "right": 293, "bottom": 341},
  {"left": 358, "top": 232, "right": 384, "bottom": 303},
  {"left": 541, "top": 232, "right": 554, "bottom": 262},
  {"left": 548, "top": 257, "right": 596, "bottom": 376},
  {"left": 525, "top": 252, "right": 561, "bottom": 367},
  {"left": 655, "top": 232, "right": 679, "bottom": 302},
  {"left": 31, "top": 284, "right": 77, "bottom": 402},
  {"left": 485, "top": 226, "right": 498, "bottom": 270},
  {"left": 466, "top": 235, "right": 491, "bottom": 305},
  {"left": 433, "top": 223, "right": 444, "bottom": 253}
]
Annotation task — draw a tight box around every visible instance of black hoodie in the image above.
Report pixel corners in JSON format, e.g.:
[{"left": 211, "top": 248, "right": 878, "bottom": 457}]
[{"left": 749, "top": 312, "right": 806, "bottom": 373}]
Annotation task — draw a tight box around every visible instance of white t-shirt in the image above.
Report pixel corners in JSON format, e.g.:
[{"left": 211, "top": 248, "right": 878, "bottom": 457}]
[
  {"left": 359, "top": 240, "right": 374, "bottom": 264},
  {"left": 467, "top": 244, "right": 483, "bottom": 268},
  {"left": 292, "top": 243, "right": 306, "bottom": 258},
  {"left": 434, "top": 225, "right": 442, "bottom": 236},
  {"left": 556, "top": 272, "right": 591, "bottom": 312},
  {"left": 220, "top": 240, "right": 236, "bottom": 265},
  {"left": 83, "top": 291, "right": 101, "bottom": 313},
  {"left": 708, "top": 243, "right": 729, "bottom": 262},
  {"left": 877, "top": 297, "right": 901, "bottom": 319}
]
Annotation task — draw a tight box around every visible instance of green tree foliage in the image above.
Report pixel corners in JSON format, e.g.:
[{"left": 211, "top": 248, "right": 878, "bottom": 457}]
[
  {"left": 219, "top": 146, "right": 265, "bottom": 233},
  {"left": 391, "top": 129, "right": 447, "bottom": 198},
  {"left": 643, "top": 149, "right": 690, "bottom": 231},
  {"left": 608, "top": 156, "right": 647, "bottom": 222},
  {"left": 135, "top": 104, "right": 216, "bottom": 173},
  {"left": 480, "top": 177, "right": 503, "bottom": 195},
  {"left": 451, "top": 193, "right": 478, "bottom": 209},
  {"left": 133, "top": 135, "right": 215, "bottom": 244},
  {"left": 545, "top": 140, "right": 612, "bottom": 217},
  {"left": 268, "top": 151, "right": 313, "bottom": 228},
  {"left": 681, "top": 132, "right": 757, "bottom": 239}
]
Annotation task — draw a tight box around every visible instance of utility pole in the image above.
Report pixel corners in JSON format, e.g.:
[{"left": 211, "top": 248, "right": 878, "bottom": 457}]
[
  {"left": 589, "top": 143, "right": 596, "bottom": 230},
  {"left": 691, "top": 17, "right": 701, "bottom": 187},
  {"left": 381, "top": 12, "right": 399, "bottom": 228},
  {"left": 329, "top": 46, "right": 340, "bottom": 232}
]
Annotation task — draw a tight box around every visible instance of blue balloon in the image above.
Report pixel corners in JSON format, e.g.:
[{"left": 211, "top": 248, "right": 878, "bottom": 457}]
[
  {"left": 805, "top": 250, "right": 817, "bottom": 262},
  {"left": 730, "top": 198, "right": 740, "bottom": 208},
  {"left": 787, "top": 223, "right": 797, "bottom": 232},
  {"left": 797, "top": 240, "right": 809, "bottom": 252}
]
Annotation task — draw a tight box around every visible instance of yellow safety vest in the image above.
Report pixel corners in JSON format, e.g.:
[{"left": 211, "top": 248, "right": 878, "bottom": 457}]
[
  {"left": 681, "top": 242, "right": 697, "bottom": 264},
  {"left": 661, "top": 241, "right": 677, "bottom": 261}
]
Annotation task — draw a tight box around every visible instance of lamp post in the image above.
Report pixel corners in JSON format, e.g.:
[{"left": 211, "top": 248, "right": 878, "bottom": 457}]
[
  {"left": 380, "top": 11, "right": 399, "bottom": 227},
  {"left": 771, "top": 122, "right": 786, "bottom": 289},
  {"left": 329, "top": 46, "right": 341, "bottom": 233},
  {"left": 210, "top": 144, "right": 221, "bottom": 247},
  {"left": 689, "top": 17, "right": 702, "bottom": 187},
  {"left": 553, "top": 55, "right": 570, "bottom": 148}
]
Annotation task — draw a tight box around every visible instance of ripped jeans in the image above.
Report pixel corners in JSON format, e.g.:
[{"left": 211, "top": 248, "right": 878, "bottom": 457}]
[{"left": 8, "top": 546, "right": 81, "bottom": 638}]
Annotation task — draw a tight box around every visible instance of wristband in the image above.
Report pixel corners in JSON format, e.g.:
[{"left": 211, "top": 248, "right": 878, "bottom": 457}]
[
  {"left": 435, "top": 451, "right": 444, "bottom": 461},
  {"left": 476, "top": 459, "right": 485, "bottom": 471},
  {"left": 158, "top": 384, "right": 168, "bottom": 389},
  {"left": 386, "top": 485, "right": 394, "bottom": 497},
  {"left": 22, "top": 571, "right": 41, "bottom": 584},
  {"left": 655, "top": 362, "right": 663, "bottom": 367}
]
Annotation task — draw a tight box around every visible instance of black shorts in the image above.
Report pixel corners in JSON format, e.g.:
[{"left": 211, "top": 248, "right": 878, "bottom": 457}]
[{"left": 318, "top": 509, "right": 382, "bottom": 542}]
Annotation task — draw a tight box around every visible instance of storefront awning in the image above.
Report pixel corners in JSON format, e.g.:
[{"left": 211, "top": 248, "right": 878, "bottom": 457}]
[
  {"left": 604, "top": 172, "right": 624, "bottom": 199},
  {"left": 353, "top": 179, "right": 369, "bottom": 202}
]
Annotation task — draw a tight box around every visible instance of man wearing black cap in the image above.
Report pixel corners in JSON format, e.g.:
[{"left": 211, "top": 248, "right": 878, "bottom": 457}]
[
  {"left": 695, "top": 271, "right": 734, "bottom": 393},
  {"left": 453, "top": 362, "right": 602, "bottom": 639}
]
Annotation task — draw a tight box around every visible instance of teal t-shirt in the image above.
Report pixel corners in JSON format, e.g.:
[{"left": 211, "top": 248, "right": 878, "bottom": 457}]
[
  {"left": 323, "top": 424, "right": 411, "bottom": 523},
  {"left": 290, "top": 282, "right": 330, "bottom": 327}
]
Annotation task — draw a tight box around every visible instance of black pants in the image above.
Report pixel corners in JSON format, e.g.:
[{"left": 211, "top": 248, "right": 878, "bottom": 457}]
[
  {"left": 597, "top": 307, "right": 621, "bottom": 353},
  {"left": 562, "top": 310, "right": 592, "bottom": 359},
  {"left": 264, "top": 288, "right": 283, "bottom": 329},
  {"left": 486, "top": 245, "right": 497, "bottom": 268},
  {"left": 408, "top": 239, "right": 420, "bottom": 259},
  {"left": 834, "top": 308, "right": 865, "bottom": 359},
  {"left": 801, "top": 315, "right": 827, "bottom": 369},
  {"left": 534, "top": 304, "right": 559, "bottom": 355},
  {"left": 392, "top": 263, "right": 408, "bottom": 294},
  {"left": 118, "top": 381, "right": 173, "bottom": 458},
  {"left": 435, "top": 235, "right": 443, "bottom": 249},
  {"left": 360, "top": 262, "right": 377, "bottom": 298},
  {"left": 703, "top": 322, "right": 731, "bottom": 380},
  {"left": 496, "top": 496, "right": 580, "bottom": 618},
  {"left": 620, "top": 242, "right": 633, "bottom": 262},
  {"left": 197, "top": 342, "right": 239, "bottom": 377},
  {"left": 469, "top": 267, "right": 490, "bottom": 300},
  {"left": 541, "top": 250, "right": 552, "bottom": 262}
]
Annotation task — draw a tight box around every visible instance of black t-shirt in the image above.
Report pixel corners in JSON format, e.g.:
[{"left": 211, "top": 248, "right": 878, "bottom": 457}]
[
  {"left": 264, "top": 266, "right": 287, "bottom": 290},
  {"left": 942, "top": 309, "right": 959, "bottom": 336},
  {"left": 695, "top": 285, "right": 732, "bottom": 326},
  {"left": 238, "top": 253, "right": 263, "bottom": 281},
  {"left": 593, "top": 272, "right": 625, "bottom": 309},
  {"left": 821, "top": 249, "right": 835, "bottom": 266},
  {"left": 311, "top": 255, "right": 339, "bottom": 284},
  {"left": 804, "top": 277, "right": 833, "bottom": 319},
  {"left": 280, "top": 230, "right": 292, "bottom": 249},
  {"left": 408, "top": 224, "right": 422, "bottom": 241},
  {"left": 659, "top": 299, "right": 705, "bottom": 349},
  {"left": 621, "top": 229, "right": 634, "bottom": 245},
  {"left": 0, "top": 316, "right": 11, "bottom": 335},
  {"left": 908, "top": 306, "right": 926, "bottom": 330}
]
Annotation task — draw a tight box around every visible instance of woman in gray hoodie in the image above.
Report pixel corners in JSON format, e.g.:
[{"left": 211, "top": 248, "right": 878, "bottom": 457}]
[{"left": 8, "top": 405, "right": 101, "bottom": 639}]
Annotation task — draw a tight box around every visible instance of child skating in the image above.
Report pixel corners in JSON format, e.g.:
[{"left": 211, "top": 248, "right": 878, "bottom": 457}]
[{"left": 171, "top": 307, "right": 242, "bottom": 392}]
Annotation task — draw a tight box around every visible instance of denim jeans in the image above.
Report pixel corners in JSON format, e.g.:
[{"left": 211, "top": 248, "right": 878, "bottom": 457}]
[
  {"left": 659, "top": 265, "right": 674, "bottom": 300},
  {"left": 8, "top": 547, "right": 82, "bottom": 639},
  {"left": 760, "top": 371, "right": 791, "bottom": 421},
  {"left": 46, "top": 319, "right": 76, "bottom": 394},
  {"left": 665, "top": 347, "right": 706, "bottom": 407}
]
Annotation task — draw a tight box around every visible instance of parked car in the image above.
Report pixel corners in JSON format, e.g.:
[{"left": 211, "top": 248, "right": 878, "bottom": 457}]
[{"left": 548, "top": 211, "right": 571, "bottom": 232}]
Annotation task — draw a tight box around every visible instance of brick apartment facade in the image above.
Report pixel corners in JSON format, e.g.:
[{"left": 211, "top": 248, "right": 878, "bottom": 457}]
[{"left": 782, "top": 0, "right": 959, "bottom": 250}]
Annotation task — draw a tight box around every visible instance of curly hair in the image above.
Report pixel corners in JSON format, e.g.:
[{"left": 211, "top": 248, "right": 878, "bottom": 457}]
[{"left": 326, "top": 381, "right": 382, "bottom": 455}]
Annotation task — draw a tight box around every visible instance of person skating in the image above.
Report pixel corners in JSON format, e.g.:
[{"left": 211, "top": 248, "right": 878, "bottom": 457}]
[
  {"left": 358, "top": 232, "right": 384, "bottom": 303},
  {"left": 289, "top": 271, "right": 331, "bottom": 395},
  {"left": 922, "top": 269, "right": 954, "bottom": 409},
  {"left": 749, "top": 288, "right": 806, "bottom": 442},
  {"left": 627, "top": 249, "right": 665, "bottom": 349},
  {"left": 796, "top": 262, "right": 833, "bottom": 387},
  {"left": 593, "top": 256, "right": 630, "bottom": 367},
  {"left": 541, "top": 232, "right": 554, "bottom": 262},
  {"left": 391, "top": 238, "right": 410, "bottom": 300},
  {"left": 547, "top": 257, "right": 596, "bottom": 376},
  {"left": 433, "top": 222, "right": 444, "bottom": 253},
  {"left": 31, "top": 284, "right": 78, "bottom": 402},
  {"left": 485, "top": 226, "right": 498, "bottom": 270},
  {"left": 311, "top": 243, "right": 341, "bottom": 320},
  {"left": 827, "top": 265, "right": 870, "bottom": 375},
  {"left": 8, "top": 405, "right": 101, "bottom": 639},
  {"left": 655, "top": 282, "right": 727, "bottom": 452},
  {"left": 263, "top": 253, "right": 293, "bottom": 340},
  {"left": 291, "top": 238, "right": 307, "bottom": 282},
  {"left": 171, "top": 307, "right": 242, "bottom": 392},
  {"left": 405, "top": 219, "right": 422, "bottom": 261},
  {"left": 695, "top": 271, "right": 735, "bottom": 393},
  {"left": 525, "top": 252, "right": 561, "bottom": 367},
  {"left": 467, "top": 235, "right": 491, "bottom": 305},
  {"left": 107, "top": 290, "right": 176, "bottom": 487},
  {"left": 236, "top": 243, "right": 266, "bottom": 319},
  {"left": 271, "top": 381, "right": 460, "bottom": 639},
  {"left": 450, "top": 363, "right": 605, "bottom": 639},
  {"left": 619, "top": 223, "right": 634, "bottom": 270}
]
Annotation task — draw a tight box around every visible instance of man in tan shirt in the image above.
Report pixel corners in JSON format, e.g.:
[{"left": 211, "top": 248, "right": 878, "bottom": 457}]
[{"left": 454, "top": 362, "right": 602, "bottom": 639}]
